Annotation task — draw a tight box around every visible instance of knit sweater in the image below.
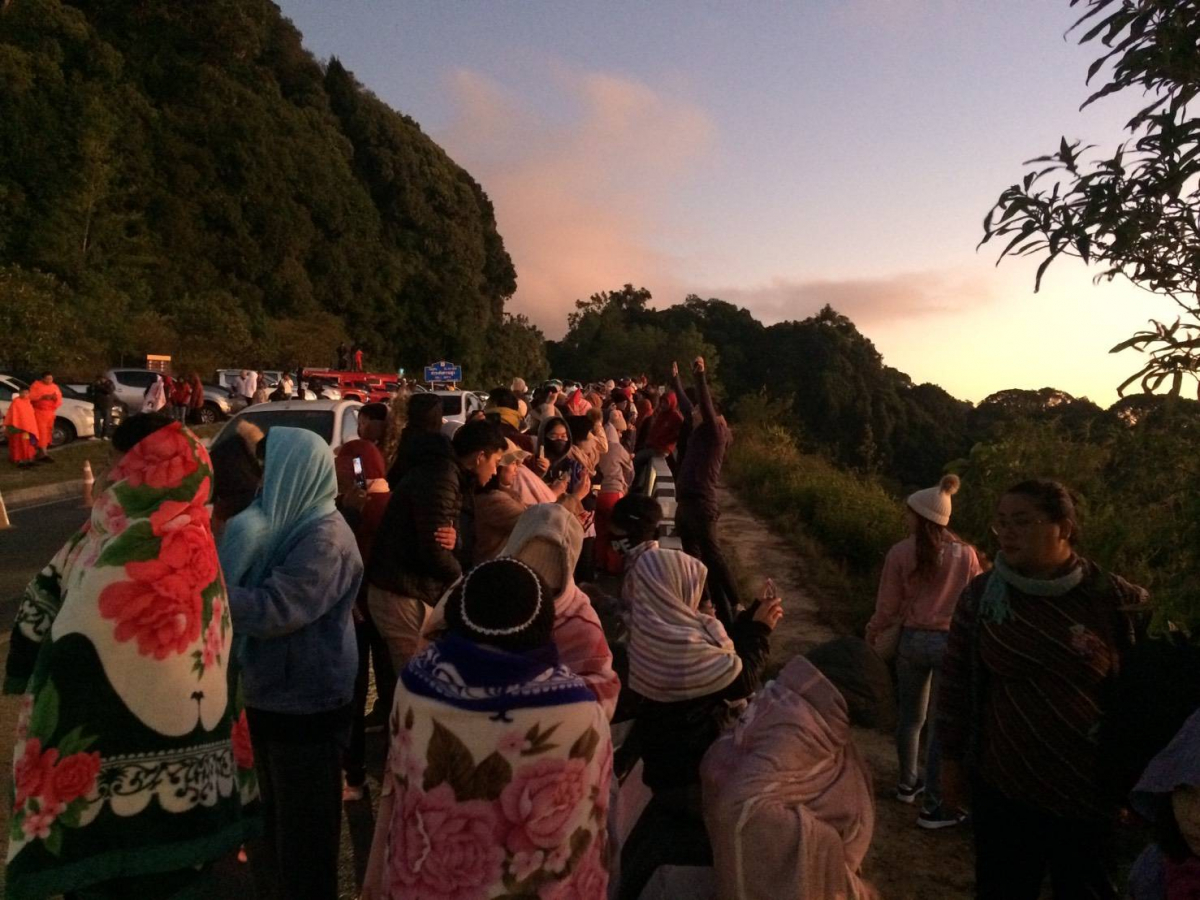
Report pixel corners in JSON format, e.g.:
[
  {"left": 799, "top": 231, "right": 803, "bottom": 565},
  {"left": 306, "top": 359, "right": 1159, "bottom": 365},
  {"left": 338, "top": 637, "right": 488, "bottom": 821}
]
[
  {"left": 938, "top": 560, "right": 1147, "bottom": 820},
  {"left": 866, "top": 536, "right": 982, "bottom": 636}
]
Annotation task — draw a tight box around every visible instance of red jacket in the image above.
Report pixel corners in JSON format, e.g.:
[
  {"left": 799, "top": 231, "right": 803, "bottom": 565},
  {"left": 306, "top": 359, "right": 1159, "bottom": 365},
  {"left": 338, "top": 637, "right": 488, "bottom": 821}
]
[{"left": 646, "top": 392, "right": 684, "bottom": 455}]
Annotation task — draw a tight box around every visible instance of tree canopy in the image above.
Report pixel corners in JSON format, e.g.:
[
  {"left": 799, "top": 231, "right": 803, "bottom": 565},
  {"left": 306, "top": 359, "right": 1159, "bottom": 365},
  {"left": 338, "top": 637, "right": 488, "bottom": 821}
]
[{"left": 0, "top": 0, "right": 547, "bottom": 379}]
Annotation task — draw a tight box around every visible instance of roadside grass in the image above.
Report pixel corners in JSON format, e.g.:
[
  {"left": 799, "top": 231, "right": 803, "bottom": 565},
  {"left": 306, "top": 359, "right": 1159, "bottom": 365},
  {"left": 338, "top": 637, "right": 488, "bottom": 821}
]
[
  {"left": 724, "top": 424, "right": 906, "bottom": 635},
  {"left": 0, "top": 424, "right": 223, "bottom": 496}
]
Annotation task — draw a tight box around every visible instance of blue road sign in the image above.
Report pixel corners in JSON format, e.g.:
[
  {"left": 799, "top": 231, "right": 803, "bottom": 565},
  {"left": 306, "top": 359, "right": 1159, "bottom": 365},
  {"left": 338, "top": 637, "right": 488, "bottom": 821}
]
[{"left": 424, "top": 361, "right": 462, "bottom": 383}]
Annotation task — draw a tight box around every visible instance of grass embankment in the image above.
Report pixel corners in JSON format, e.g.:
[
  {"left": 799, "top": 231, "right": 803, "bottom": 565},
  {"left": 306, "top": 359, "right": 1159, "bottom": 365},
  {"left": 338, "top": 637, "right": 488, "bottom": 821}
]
[
  {"left": 728, "top": 414, "right": 1200, "bottom": 635},
  {"left": 0, "top": 425, "right": 223, "bottom": 496},
  {"left": 724, "top": 424, "right": 905, "bottom": 634}
]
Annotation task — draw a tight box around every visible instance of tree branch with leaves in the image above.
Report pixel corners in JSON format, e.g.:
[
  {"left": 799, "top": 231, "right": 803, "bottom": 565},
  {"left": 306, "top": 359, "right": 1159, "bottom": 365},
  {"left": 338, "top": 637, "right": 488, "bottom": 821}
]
[{"left": 980, "top": 0, "right": 1200, "bottom": 398}]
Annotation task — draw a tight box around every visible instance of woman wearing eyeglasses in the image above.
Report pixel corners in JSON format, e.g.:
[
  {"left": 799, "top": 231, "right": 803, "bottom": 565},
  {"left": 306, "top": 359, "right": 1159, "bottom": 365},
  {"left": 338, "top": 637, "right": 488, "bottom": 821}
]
[{"left": 938, "top": 479, "right": 1148, "bottom": 900}]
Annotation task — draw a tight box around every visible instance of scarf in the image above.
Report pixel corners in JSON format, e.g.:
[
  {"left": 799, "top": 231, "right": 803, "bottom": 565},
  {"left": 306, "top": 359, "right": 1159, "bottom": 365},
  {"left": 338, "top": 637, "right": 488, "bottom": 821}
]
[
  {"left": 490, "top": 405, "right": 523, "bottom": 431},
  {"left": 4, "top": 423, "right": 257, "bottom": 899},
  {"left": 977, "top": 552, "right": 1085, "bottom": 624},
  {"left": 219, "top": 427, "right": 338, "bottom": 588},
  {"left": 625, "top": 548, "right": 742, "bottom": 702},
  {"left": 370, "top": 634, "right": 612, "bottom": 900}
]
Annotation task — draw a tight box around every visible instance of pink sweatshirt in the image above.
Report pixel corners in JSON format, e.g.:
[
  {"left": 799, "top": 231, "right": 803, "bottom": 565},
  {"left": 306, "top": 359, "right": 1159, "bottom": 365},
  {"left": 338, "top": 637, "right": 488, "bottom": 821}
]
[{"left": 867, "top": 536, "right": 982, "bottom": 635}]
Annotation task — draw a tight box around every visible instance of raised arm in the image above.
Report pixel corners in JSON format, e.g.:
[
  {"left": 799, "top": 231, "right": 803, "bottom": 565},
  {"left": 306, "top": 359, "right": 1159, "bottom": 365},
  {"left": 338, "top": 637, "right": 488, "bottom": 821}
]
[
  {"left": 692, "top": 357, "right": 717, "bottom": 424},
  {"left": 670, "top": 360, "right": 693, "bottom": 419}
]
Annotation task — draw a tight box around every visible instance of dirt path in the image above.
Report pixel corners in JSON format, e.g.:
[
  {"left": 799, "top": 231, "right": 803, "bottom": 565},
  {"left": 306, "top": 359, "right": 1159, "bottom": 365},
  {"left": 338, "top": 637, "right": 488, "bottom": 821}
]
[{"left": 717, "top": 486, "right": 975, "bottom": 899}]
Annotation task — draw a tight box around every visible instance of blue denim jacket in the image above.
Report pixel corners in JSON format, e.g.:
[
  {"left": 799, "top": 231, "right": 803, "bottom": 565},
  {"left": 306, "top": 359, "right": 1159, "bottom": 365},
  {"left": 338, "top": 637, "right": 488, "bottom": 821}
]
[{"left": 228, "top": 512, "right": 362, "bottom": 714}]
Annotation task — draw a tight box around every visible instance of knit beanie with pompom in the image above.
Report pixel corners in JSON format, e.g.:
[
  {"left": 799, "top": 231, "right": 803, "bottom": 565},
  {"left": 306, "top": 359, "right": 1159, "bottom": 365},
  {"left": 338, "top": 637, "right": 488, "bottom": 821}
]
[{"left": 906, "top": 474, "right": 960, "bottom": 527}]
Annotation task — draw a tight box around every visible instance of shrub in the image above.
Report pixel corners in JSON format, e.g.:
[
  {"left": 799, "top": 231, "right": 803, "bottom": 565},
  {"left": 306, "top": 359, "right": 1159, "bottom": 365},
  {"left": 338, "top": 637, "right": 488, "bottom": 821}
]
[{"left": 726, "top": 425, "right": 904, "bottom": 631}]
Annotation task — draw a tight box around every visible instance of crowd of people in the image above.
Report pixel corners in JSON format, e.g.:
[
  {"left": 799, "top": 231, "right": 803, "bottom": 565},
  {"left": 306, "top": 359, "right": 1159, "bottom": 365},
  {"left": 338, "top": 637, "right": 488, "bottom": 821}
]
[{"left": 3, "top": 355, "right": 1198, "bottom": 900}]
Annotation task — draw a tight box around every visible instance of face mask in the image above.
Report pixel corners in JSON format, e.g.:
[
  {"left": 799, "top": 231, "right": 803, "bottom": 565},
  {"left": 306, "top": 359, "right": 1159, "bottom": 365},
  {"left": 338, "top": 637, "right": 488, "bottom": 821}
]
[{"left": 544, "top": 439, "right": 570, "bottom": 457}]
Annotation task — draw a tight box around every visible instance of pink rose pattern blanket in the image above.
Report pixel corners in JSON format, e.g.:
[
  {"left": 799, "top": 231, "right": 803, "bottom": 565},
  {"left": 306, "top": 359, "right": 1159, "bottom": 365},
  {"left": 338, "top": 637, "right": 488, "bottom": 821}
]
[
  {"left": 4, "top": 423, "right": 258, "bottom": 900},
  {"left": 368, "top": 637, "right": 613, "bottom": 900}
]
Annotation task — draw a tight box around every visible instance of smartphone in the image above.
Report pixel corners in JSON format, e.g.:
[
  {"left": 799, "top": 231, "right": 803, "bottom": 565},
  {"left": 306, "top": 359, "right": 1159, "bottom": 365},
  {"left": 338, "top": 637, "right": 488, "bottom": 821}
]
[{"left": 352, "top": 456, "right": 366, "bottom": 490}]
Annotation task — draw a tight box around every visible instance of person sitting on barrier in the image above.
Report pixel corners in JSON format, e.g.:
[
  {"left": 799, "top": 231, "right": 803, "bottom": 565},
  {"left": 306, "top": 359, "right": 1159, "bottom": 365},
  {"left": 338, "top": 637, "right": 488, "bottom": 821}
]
[
  {"left": 619, "top": 548, "right": 780, "bottom": 899},
  {"left": 625, "top": 548, "right": 779, "bottom": 799},
  {"left": 701, "top": 641, "right": 888, "bottom": 900}
]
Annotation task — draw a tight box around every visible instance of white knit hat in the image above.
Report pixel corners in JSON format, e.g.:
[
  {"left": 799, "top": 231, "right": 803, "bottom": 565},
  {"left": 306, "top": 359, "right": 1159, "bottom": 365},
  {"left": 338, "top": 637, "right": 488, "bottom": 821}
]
[{"left": 906, "top": 474, "right": 961, "bottom": 527}]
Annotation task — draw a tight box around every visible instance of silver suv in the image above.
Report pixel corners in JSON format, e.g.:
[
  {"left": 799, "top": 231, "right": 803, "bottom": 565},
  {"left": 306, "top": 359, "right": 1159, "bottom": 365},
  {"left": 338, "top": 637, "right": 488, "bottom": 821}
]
[{"left": 106, "top": 369, "right": 246, "bottom": 424}]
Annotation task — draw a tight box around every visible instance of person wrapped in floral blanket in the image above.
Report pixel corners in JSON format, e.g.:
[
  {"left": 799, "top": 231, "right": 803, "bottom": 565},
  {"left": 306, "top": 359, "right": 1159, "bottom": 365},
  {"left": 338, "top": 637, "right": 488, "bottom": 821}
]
[
  {"left": 362, "top": 557, "right": 613, "bottom": 900},
  {"left": 4, "top": 413, "right": 258, "bottom": 900}
]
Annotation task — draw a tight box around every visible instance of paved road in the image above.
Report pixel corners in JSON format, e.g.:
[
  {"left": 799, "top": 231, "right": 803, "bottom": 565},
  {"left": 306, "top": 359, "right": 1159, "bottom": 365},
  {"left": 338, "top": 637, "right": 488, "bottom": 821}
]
[{"left": 0, "top": 498, "right": 90, "bottom": 630}]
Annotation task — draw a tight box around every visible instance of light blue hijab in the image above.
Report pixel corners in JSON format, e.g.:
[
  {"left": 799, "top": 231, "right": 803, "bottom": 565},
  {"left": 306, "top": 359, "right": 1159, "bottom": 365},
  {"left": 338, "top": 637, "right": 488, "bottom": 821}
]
[{"left": 219, "top": 427, "right": 338, "bottom": 589}]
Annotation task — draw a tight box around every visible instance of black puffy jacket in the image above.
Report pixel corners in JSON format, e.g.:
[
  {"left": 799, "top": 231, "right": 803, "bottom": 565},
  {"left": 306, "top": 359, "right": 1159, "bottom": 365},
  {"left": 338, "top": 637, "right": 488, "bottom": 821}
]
[{"left": 368, "top": 433, "right": 466, "bottom": 604}]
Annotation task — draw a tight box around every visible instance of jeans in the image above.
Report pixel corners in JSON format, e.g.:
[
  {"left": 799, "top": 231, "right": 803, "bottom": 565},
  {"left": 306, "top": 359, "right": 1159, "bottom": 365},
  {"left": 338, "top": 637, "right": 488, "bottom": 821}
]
[
  {"left": 675, "top": 498, "right": 737, "bottom": 629},
  {"left": 92, "top": 403, "right": 111, "bottom": 440},
  {"left": 973, "top": 779, "right": 1117, "bottom": 899},
  {"left": 896, "top": 627, "right": 948, "bottom": 809},
  {"left": 248, "top": 716, "right": 346, "bottom": 900},
  {"left": 172, "top": 404, "right": 189, "bottom": 424},
  {"left": 344, "top": 610, "right": 396, "bottom": 788}
]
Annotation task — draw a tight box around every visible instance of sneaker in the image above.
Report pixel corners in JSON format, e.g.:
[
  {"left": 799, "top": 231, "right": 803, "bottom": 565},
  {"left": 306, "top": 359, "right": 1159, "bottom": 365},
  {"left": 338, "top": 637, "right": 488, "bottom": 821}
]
[
  {"left": 917, "top": 806, "right": 968, "bottom": 830},
  {"left": 896, "top": 781, "right": 925, "bottom": 804},
  {"left": 342, "top": 782, "right": 365, "bottom": 803}
]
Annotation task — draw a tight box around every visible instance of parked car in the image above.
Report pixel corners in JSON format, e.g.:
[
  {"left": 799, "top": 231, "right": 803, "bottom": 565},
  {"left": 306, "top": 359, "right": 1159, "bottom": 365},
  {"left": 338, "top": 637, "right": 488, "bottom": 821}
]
[
  {"left": 301, "top": 369, "right": 398, "bottom": 402},
  {"left": 106, "top": 369, "right": 247, "bottom": 424},
  {"left": 0, "top": 374, "right": 97, "bottom": 447},
  {"left": 211, "top": 399, "right": 363, "bottom": 452},
  {"left": 432, "top": 389, "right": 486, "bottom": 438}
]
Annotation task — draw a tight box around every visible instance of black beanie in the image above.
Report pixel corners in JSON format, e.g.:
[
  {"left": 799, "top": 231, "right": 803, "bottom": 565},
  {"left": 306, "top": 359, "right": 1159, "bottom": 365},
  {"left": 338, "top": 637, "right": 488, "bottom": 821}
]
[{"left": 445, "top": 558, "right": 554, "bottom": 653}]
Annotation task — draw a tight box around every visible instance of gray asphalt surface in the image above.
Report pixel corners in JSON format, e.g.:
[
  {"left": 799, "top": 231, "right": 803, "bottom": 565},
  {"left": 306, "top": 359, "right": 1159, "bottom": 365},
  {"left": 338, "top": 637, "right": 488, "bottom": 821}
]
[{"left": 0, "top": 498, "right": 90, "bottom": 628}]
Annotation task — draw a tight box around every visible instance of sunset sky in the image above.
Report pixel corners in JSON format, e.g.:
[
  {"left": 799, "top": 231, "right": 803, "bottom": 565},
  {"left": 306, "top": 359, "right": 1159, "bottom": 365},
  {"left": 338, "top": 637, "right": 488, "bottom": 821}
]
[{"left": 276, "top": 0, "right": 1180, "bottom": 406}]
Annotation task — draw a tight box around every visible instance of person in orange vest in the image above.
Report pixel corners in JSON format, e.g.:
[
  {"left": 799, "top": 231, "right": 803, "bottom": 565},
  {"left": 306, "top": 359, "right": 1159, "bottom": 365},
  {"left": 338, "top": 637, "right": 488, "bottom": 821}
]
[
  {"left": 353, "top": 346, "right": 364, "bottom": 372},
  {"left": 27, "top": 372, "right": 62, "bottom": 462},
  {"left": 4, "top": 387, "right": 39, "bottom": 468}
]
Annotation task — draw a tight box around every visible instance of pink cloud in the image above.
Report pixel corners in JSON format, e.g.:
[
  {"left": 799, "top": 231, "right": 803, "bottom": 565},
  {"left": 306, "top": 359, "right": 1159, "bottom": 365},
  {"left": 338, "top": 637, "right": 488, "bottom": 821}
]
[
  {"left": 707, "top": 268, "right": 997, "bottom": 326},
  {"left": 437, "top": 67, "right": 715, "bottom": 335}
]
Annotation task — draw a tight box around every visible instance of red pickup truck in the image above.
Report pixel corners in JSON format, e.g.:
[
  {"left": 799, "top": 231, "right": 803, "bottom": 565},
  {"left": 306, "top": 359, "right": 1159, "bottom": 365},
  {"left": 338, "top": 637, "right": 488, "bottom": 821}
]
[{"left": 302, "top": 370, "right": 400, "bottom": 404}]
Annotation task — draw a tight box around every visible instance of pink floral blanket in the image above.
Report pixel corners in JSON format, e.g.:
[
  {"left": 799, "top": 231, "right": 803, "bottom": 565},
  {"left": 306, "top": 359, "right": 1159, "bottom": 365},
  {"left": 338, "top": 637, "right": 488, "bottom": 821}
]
[{"left": 364, "top": 635, "right": 613, "bottom": 900}]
